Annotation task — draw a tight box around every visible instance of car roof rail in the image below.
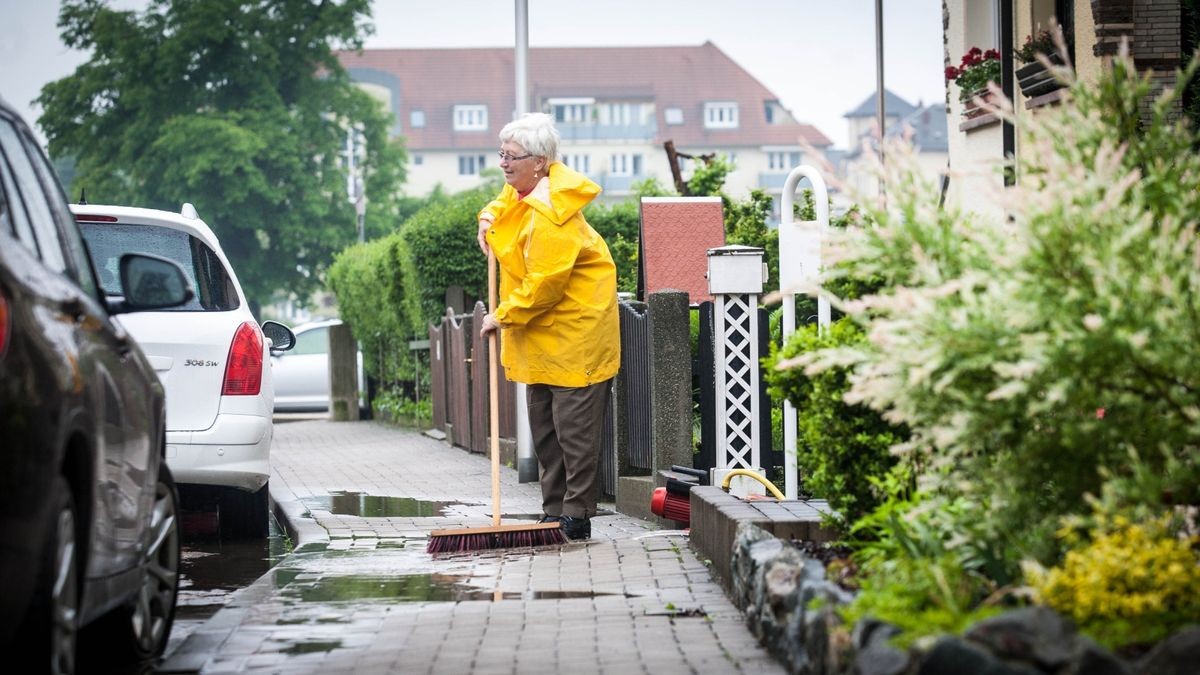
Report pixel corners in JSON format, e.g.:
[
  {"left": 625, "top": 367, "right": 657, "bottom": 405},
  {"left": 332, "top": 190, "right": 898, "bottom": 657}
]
[{"left": 181, "top": 203, "right": 199, "bottom": 219}]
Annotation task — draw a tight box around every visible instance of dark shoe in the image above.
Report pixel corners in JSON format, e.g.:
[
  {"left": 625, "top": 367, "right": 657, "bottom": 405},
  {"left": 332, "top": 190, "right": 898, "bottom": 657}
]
[
  {"left": 537, "top": 514, "right": 561, "bottom": 524},
  {"left": 560, "top": 516, "right": 590, "bottom": 541}
]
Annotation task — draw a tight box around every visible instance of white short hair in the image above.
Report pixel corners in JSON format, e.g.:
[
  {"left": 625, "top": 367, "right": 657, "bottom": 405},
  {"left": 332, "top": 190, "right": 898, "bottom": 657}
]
[{"left": 499, "top": 113, "right": 560, "bottom": 162}]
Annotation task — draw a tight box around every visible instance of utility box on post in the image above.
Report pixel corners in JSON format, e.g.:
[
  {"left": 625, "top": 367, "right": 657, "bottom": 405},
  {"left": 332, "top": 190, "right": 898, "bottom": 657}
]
[{"left": 706, "top": 245, "right": 769, "bottom": 497}]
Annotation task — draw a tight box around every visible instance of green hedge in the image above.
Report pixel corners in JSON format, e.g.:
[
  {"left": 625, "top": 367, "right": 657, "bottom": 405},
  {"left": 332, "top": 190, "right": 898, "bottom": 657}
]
[
  {"left": 766, "top": 318, "right": 906, "bottom": 523},
  {"left": 401, "top": 186, "right": 494, "bottom": 323},
  {"left": 326, "top": 232, "right": 422, "bottom": 382}
]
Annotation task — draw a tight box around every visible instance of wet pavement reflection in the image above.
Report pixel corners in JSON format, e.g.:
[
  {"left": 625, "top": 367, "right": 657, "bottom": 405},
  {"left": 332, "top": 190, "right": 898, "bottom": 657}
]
[
  {"left": 163, "top": 512, "right": 289, "bottom": 658},
  {"left": 301, "top": 492, "right": 463, "bottom": 517}
]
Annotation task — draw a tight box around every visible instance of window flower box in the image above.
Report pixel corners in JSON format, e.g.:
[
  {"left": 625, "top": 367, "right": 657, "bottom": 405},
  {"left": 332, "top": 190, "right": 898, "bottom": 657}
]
[{"left": 1016, "top": 29, "right": 1069, "bottom": 98}]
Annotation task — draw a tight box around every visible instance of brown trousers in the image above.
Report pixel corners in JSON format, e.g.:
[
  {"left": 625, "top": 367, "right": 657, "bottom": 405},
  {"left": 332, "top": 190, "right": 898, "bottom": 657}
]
[{"left": 527, "top": 379, "right": 611, "bottom": 519}]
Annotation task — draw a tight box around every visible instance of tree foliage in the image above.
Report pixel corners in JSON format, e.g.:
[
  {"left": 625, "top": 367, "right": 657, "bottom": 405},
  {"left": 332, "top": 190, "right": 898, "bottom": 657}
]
[{"left": 37, "top": 0, "right": 406, "bottom": 308}]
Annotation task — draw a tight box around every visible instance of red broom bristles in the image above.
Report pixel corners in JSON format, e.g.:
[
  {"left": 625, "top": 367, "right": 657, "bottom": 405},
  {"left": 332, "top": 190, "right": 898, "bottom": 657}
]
[{"left": 426, "top": 526, "right": 566, "bottom": 553}]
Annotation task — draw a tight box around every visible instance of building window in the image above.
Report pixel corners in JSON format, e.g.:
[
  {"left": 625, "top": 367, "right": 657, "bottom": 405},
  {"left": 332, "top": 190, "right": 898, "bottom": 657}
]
[
  {"left": 412, "top": 154, "right": 423, "bottom": 166},
  {"left": 554, "top": 103, "right": 591, "bottom": 124},
  {"left": 453, "top": 105, "right": 488, "bottom": 131},
  {"left": 704, "top": 102, "right": 739, "bottom": 129},
  {"left": 410, "top": 110, "right": 425, "bottom": 128},
  {"left": 664, "top": 107, "right": 684, "bottom": 125},
  {"left": 563, "top": 153, "right": 590, "bottom": 174},
  {"left": 609, "top": 153, "right": 643, "bottom": 176},
  {"left": 547, "top": 97, "right": 594, "bottom": 125},
  {"left": 767, "top": 151, "right": 801, "bottom": 171},
  {"left": 458, "top": 154, "right": 486, "bottom": 175}
]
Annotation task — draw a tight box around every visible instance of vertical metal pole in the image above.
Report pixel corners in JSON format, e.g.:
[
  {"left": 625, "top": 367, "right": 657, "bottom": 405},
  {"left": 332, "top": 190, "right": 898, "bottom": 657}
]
[
  {"left": 514, "top": 0, "right": 537, "bottom": 483},
  {"left": 782, "top": 300, "right": 798, "bottom": 499},
  {"left": 1001, "top": 0, "right": 1016, "bottom": 186},
  {"left": 875, "top": 0, "right": 886, "bottom": 194}
]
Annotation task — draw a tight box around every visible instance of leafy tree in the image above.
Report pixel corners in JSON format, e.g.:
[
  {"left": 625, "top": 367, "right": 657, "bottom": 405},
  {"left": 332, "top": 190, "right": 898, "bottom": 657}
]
[{"left": 37, "top": 0, "right": 406, "bottom": 310}]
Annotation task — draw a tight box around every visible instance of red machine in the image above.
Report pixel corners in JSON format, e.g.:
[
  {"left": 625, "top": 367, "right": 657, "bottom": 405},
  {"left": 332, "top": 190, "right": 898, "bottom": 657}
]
[{"left": 650, "top": 466, "right": 706, "bottom": 526}]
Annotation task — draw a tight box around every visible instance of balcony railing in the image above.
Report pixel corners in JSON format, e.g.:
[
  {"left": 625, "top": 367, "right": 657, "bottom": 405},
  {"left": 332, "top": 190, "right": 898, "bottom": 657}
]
[{"left": 557, "top": 122, "right": 657, "bottom": 142}]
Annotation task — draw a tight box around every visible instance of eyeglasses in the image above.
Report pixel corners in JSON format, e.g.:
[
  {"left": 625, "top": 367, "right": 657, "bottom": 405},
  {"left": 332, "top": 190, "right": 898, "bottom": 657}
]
[{"left": 497, "top": 151, "right": 534, "bottom": 163}]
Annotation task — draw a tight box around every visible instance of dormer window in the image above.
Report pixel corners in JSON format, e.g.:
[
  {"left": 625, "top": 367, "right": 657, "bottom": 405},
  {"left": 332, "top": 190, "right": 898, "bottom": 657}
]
[
  {"left": 453, "top": 105, "right": 488, "bottom": 131},
  {"left": 410, "top": 110, "right": 425, "bottom": 128},
  {"left": 704, "top": 102, "right": 739, "bottom": 129},
  {"left": 547, "top": 97, "right": 594, "bottom": 124},
  {"left": 664, "top": 107, "right": 684, "bottom": 125}
]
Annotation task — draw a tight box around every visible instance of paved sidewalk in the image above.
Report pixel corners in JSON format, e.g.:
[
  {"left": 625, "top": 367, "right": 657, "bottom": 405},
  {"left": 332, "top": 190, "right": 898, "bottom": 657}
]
[{"left": 163, "top": 419, "right": 784, "bottom": 674}]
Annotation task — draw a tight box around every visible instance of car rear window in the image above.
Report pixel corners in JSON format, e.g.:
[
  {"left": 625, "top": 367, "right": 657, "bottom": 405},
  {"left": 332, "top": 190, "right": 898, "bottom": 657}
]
[{"left": 80, "top": 223, "right": 240, "bottom": 311}]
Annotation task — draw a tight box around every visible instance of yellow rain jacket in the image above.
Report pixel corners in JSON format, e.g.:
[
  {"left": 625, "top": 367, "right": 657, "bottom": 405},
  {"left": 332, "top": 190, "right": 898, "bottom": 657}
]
[{"left": 479, "top": 162, "right": 620, "bottom": 388}]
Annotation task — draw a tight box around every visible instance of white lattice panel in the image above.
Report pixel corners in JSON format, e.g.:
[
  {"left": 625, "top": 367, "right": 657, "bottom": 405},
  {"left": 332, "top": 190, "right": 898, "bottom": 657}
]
[{"left": 714, "top": 293, "right": 760, "bottom": 471}]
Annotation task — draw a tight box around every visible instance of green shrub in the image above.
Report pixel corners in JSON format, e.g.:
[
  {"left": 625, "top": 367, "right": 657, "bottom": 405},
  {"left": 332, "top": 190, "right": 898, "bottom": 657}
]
[
  {"left": 401, "top": 186, "right": 494, "bottom": 323},
  {"left": 584, "top": 199, "right": 640, "bottom": 293},
  {"left": 327, "top": 233, "right": 422, "bottom": 382},
  {"left": 1026, "top": 515, "right": 1200, "bottom": 650},
  {"left": 787, "top": 54, "right": 1200, "bottom": 572},
  {"left": 766, "top": 318, "right": 905, "bottom": 523}
]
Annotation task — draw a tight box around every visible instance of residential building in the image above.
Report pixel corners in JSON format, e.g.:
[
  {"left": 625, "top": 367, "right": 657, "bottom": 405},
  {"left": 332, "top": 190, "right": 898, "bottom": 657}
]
[
  {"left": 335, "top": 42, "right": 832, "bottom": 216},
  {"left": 840, "top": 89, "right": 949, "bottom": 202},
  {"left": 943, "top": 0, "right": 1186, "bottom": 215}
]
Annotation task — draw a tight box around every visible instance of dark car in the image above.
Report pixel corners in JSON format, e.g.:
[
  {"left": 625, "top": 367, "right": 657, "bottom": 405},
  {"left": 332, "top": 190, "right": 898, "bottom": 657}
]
[{"left": 0, "top": 97, "right": 192, "bottom": 672}]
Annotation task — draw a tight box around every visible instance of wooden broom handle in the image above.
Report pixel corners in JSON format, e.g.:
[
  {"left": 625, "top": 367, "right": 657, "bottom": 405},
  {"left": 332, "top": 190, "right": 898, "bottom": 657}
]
[{"left": 488, "top": 250, "right": 501, "bottom": 527}]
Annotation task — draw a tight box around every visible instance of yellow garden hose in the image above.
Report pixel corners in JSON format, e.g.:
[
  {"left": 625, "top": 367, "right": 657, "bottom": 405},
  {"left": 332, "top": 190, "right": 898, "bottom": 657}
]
[{"left": 720, "top": 469, "right": 786, "bottom": 500}]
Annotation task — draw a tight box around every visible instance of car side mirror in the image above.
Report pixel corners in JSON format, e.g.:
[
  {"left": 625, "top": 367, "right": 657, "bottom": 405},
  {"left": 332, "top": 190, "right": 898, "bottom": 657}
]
[
  {"left": 111, "top": 253, "right": 194, "bottom": 314},
  {"left": 262, "top": 320, "right": 296, "bottom": 354}
]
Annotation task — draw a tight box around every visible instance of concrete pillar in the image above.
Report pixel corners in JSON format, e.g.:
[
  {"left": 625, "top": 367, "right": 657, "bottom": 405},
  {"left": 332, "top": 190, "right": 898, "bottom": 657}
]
[
  {"left": 648, "top": 289, "right": 693, "bottom": 472},
  {"left": 329, "top": 322, "right": 360, "bottom": 421}
]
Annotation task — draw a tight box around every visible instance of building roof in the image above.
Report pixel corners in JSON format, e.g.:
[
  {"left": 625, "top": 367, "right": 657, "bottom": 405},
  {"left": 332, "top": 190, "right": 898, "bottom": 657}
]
[
  {"left": 889, "top": 104, "right": 948, "bottom": 153},
  {"left": 336, "top": 42, "right": 832, "bottom": 151},
  {"left": 844, "top": 102, "right": 948, "bottom": 160},
  {"left": 843, "top": 89, "right": 918, "bottom": 119},
  {"left": 638, "top": 197, "right": 726, "bottom": 304}
]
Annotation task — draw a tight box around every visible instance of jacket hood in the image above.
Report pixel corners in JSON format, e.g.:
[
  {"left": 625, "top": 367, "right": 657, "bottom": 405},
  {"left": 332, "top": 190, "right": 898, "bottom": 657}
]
[{"left": 525, "top": 162, "right": 601, "bottom": 225}]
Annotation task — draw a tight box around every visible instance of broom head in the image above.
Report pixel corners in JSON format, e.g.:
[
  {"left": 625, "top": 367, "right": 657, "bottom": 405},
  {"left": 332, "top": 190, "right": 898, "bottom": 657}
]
[{"left": 426, "top": 521, "right": 566, "bottom": 553}]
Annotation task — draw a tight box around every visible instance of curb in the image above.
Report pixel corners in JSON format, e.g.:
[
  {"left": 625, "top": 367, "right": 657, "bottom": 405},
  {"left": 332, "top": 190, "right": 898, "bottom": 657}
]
[{"left": 269, "top": 471, "right": 330, "bottom": 552}]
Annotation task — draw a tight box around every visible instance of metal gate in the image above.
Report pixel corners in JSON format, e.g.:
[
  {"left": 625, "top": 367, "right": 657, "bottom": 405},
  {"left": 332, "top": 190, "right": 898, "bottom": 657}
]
[
  {"left": 444, "top": 309, "right": 472, "bottom": 450},
  {"left": 618, "top": 300, "right": 652, "bottom": 472}
]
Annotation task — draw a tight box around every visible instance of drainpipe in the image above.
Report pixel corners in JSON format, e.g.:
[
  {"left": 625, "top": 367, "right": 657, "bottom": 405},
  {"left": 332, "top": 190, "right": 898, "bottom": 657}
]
[{"left": 875, "top": 0, "right": 886, "bottom": 194}]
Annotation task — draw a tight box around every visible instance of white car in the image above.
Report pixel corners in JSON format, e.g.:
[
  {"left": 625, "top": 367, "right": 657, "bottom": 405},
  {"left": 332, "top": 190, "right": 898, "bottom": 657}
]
[
  {"left": 72, "top": 202, "right": 295, "bottom": 537},
  {"left": 272, "top": 318, "right": 365, "bottom": 413}
]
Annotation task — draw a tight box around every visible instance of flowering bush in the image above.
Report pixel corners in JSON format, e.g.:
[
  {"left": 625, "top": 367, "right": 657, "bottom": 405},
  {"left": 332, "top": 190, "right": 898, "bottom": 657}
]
[
  {"left": 944, "top": 47, "right": 1000, "bottom": 102},
  {"left": 783, "top": 50, "right": 1200, "bottom": 645},
  {"left": 1016, "top": 28, "right": 1059, "bottom": 64},
  {"left": 1025, "top": 516, "right": 1200, "bottom": 649}
]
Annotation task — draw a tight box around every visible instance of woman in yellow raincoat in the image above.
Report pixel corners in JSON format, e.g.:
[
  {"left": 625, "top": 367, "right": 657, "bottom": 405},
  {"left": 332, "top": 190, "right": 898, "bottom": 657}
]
[{"left": 477, "top": 113, "right": 620, "bottom": 541}]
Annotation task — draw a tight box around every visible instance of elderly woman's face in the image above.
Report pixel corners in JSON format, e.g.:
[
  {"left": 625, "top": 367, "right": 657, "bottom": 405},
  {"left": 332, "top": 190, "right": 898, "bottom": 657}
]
[{"left": 500, "top": 140, "right": 545, "bottom": 193}]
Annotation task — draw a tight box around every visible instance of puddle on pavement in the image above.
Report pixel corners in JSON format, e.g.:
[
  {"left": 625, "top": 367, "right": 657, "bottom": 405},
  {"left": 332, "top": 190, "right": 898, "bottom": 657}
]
[
  {"left": 167, "top": 514, "right": 289, "bottom": 655},
  {"left": 302, "top": 492, "right": 463, "bottom": 517},
  {"left": 283, "top": 640, "right": 344, "bottom": 654},
  {"left": 276, "top": 571, "right": 634, "bottom": 603}
]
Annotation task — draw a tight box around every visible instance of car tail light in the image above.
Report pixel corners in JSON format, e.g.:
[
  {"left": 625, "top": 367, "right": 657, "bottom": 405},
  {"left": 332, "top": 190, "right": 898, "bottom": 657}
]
[
  {"left": 0, "top": 292, "right": 9, "bottom": 357},
  {"left": 73, "top": 214, "right": 119, "bottom": 222},
  {"left": 222, "top": 321, "right": 263, "bottom": 396}
]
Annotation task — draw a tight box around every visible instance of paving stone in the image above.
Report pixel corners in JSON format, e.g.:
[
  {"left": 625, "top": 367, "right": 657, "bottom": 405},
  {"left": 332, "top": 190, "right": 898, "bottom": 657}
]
[{"left": 171, "top": 419, "right": 785, "bottom": 674}]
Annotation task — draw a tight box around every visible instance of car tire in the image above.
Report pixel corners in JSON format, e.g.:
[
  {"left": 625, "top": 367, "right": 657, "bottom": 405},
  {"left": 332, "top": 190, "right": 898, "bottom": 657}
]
[
  {"left": 219, "top": 483, "right": 270, "bottom": 539},
  {"left": 81, "top": 462, "right": 180, "bottom": 664},
  {"left": 19, "top": 475, "right": 80, "bottom": 675}
]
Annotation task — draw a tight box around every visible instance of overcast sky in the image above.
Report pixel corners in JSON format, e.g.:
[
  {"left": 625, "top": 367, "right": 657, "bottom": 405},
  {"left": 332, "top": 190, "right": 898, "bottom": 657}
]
[{"left": 1, "top": 0, "right": 946, "bottom": 150}]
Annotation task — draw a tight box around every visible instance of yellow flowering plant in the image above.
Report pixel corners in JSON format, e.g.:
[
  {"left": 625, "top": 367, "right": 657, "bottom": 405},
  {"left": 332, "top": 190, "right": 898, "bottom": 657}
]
[{"left": 1024, "top": 515, "right": 1200, "bottom": 649}]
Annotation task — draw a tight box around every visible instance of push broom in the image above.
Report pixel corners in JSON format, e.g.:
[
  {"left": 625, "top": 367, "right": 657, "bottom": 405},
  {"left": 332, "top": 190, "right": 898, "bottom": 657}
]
[{"left": 426, "top": 250, "right": 566, "bottom": 553}]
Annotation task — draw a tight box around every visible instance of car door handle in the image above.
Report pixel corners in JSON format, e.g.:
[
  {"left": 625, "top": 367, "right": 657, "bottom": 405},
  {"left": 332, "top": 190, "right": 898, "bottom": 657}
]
[{"left": 59, "top": 297, "right": 86, "bottom": 322}]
